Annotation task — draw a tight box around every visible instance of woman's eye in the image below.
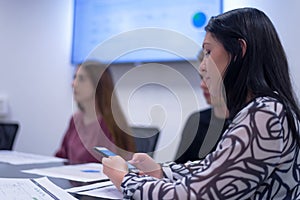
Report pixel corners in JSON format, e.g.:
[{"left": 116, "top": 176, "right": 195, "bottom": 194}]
[
  {"left": 76, "top": 75, "right": 85, "bottom": 82},
  {"left": 204, "top": 50, "right": 211, "bottom": 56}
]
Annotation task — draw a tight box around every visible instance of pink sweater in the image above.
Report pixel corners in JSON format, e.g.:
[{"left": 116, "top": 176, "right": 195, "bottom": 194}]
[{"left": 55, "top": 112, "right": 117, "bottom": 164}]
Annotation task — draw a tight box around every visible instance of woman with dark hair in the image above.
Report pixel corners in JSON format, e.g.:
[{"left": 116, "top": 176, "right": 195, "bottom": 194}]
[
  {"left": 102, "top": 8, "right": 300, "bottom": 199},
  {"left": 55, "top": 61, "right": 135, "bottom": 164}
]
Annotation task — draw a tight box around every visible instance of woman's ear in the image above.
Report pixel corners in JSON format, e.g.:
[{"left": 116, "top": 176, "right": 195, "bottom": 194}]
[{"left": 238, "top": 38, "right": 247, "bottom": 57}]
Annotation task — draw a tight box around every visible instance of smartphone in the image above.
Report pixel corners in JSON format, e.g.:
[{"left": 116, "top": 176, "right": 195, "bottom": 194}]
[{"left": 94, "top": 146, "right": 139, "bottom": 173}]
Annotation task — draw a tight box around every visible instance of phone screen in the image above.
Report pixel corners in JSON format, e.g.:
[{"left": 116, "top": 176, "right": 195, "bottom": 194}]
[
  {"left": 94, "top": 147, "right": 139, "bottom": 173},
  {"left": 95, "top": 147, "right": 117, "bottom": 157}
]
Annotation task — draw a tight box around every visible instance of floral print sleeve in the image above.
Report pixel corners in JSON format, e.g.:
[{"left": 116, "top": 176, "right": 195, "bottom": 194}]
[{"left": 121, "top": 97, "right": 300, "bottom": 200}]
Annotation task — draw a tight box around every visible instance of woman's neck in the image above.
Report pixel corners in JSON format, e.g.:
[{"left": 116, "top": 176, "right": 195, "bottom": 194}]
[
  {"left": 211, "top": 95, "right": 229, "bottom": 119},
  {"left": 213, "top": 103, "right": 229, "bottom": 119}
]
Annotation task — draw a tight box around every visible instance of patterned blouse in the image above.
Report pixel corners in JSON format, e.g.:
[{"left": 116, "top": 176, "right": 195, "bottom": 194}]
[{"left": 121, "top": 96, "right": 300, "bottom": 199}]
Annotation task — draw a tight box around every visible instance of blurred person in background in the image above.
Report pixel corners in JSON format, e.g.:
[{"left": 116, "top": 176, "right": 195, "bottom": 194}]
[{"left": 55, "top": 61, "right": 136, "bottom": 164}]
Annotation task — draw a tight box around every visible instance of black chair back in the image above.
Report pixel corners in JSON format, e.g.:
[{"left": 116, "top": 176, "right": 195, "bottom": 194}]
[
  {"left": 0, "top": 122, "right": 19, "bottom": 150},
  {"left": 131, "top": 126, "right": 160, "bottom": 157}
]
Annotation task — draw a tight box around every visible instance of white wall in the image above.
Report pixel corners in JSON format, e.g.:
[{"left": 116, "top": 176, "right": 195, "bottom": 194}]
[
  {"left": 0, "top": 0, "right": 299, "bottom": 162},
  {"left": 0, "top": 0, "right": 74, "bottom": 155}
]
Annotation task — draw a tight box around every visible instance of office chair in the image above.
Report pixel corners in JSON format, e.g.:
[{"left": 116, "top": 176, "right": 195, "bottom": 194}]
[
  {"left": 0, "top": 122, "right": 19, "bottom": 150},
  {"left": 175, "top": 108, "right": 226, "bottom": 163},
  {"left": 131, "top": 126, "right": 160, "bottom": 157}
]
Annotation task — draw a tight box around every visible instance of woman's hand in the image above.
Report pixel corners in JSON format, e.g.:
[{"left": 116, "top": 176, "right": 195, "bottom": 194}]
[
  {"left": 102, "top": 156, "right": 128, "bottom": 190},
  {"left": 128, "top": 153, "right": 163, "bottom": 179}
]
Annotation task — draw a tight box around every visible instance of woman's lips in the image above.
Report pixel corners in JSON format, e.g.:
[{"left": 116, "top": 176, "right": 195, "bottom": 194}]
[{"left": 203, "top": 91, "right": 210, "bottom": 98}]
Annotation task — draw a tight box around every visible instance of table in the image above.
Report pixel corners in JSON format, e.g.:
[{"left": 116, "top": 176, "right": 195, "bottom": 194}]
[{"left": 0, "top": 161, "right": 115, "bottom": 200}]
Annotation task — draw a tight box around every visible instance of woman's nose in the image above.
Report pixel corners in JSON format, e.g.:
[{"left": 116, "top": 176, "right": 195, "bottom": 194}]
[
  {"left": 199, "top": 60, "right": 206, "bottom": 73},
  {"left": 72, "top": 79, "right": 76, "bottom": 88}
]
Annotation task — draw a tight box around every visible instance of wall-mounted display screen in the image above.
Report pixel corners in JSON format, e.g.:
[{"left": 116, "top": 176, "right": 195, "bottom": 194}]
[{"left": 71, "top": 0, "right": 223, "bottom": 64}]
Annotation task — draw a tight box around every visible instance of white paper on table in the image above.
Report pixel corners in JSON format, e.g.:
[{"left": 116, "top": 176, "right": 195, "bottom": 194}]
[
  {"left": 66, "top": 181, "right": 122, "bottom": 199},
  {"left": 22, "top": 163, "right": 108, "bottom": 182},
  {"left": 79, "top": 185, "right": 123, "bottom": 199},
  {"left": 0, "top": 177, "right": 77, "bottom": 200},
  {"left": 0, "top": 150, "right": 66, "bottom": 165},
  {"left": 66, "top": 180, "right": 113, "bottom": 193}
]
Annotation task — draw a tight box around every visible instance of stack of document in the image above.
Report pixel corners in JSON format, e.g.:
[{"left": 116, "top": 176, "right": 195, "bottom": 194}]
[
  {"left": 0, "top": 151, "right": 123, "bottom": 199},
  {"left": 22, "top": 163, "right": 123, "bottom": 199}
]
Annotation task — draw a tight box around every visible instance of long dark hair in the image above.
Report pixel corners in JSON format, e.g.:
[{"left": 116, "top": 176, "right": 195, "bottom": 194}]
[{"left": 205, "top": 7, "right": 300, "bottom": 144}]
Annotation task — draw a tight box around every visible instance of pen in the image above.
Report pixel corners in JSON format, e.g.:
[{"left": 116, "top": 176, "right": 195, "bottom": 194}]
[{"left": 81, "top": 169, "right": 100, "bottom": 173}]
